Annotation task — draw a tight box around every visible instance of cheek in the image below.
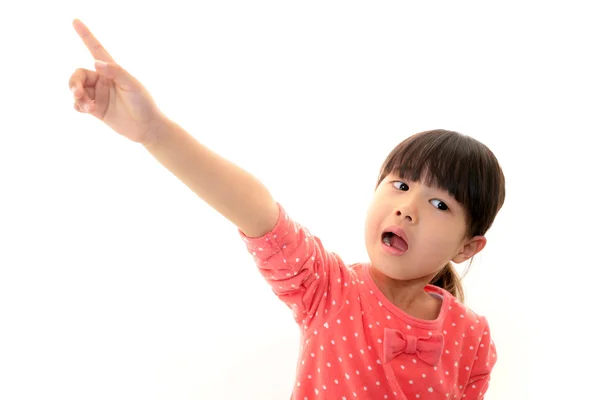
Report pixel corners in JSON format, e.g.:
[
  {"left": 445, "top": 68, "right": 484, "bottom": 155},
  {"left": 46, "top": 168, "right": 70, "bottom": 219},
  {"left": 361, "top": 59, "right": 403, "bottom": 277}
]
[
  {"left": 363, "top": 208, "right": 382, "bottom": 242},
  {"left": 422, "top": 232, "right": 462, "bottom": 258}
]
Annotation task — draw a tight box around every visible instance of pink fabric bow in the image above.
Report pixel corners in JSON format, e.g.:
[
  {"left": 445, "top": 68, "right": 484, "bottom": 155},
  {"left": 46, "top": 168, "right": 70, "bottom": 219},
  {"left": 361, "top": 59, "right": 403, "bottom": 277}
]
[{"left": 383, "top": 328, "right": 444, "bottom": 366}]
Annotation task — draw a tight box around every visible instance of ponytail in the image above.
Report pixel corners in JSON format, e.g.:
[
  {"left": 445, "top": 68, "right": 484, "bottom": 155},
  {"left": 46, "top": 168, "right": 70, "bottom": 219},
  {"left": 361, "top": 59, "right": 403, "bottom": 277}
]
[{"left": 430, "top": 262, "right": 464, "bottom": 303}]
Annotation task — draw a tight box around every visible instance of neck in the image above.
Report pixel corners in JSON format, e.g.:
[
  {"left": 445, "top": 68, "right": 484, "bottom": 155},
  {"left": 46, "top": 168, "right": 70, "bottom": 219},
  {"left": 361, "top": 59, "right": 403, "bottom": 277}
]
[{"left": 369, "top": 267, "right": 438, "bottom": 314}]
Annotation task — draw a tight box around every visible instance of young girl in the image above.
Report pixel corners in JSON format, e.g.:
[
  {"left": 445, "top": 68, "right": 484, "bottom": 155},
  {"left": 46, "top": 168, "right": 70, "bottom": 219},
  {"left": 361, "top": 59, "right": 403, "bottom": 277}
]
[{"left": 69, "top": 19, "right": 505, "bottom": 400}]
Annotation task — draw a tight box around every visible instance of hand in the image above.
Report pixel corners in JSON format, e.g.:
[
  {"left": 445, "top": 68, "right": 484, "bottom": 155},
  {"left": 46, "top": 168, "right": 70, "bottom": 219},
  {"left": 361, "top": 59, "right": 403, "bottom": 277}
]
[{"left": 69, "top": 19, "right": 166, "bottom": 144}]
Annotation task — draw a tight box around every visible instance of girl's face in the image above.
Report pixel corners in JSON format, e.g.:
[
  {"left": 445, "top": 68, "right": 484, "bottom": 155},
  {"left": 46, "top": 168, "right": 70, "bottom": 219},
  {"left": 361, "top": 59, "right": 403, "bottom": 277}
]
[{"left": 364, "top": 173, "right": 486, "bottom": 283}]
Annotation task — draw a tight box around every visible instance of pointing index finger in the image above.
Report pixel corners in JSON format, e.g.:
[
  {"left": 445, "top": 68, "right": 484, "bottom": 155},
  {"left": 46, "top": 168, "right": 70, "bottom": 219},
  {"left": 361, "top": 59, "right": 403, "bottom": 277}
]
[{"left": 72, "top": 19, "right": 115, "bottom": 63}]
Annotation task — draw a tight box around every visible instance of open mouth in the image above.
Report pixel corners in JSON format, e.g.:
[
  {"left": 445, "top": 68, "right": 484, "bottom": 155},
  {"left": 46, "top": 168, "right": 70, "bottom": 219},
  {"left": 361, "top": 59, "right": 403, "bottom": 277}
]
[{"left": 381, "top": 231, "right": 409, "bottom": 252}]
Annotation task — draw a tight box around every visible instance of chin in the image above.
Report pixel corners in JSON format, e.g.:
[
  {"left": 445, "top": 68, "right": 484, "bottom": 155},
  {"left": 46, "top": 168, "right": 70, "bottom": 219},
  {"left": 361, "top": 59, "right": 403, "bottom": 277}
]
[
  {"left": 369, "top": 253, "right": 437, "bottom": 283},
  {"left": 369, "top": 257, "right": 411, "bottom": 280}
]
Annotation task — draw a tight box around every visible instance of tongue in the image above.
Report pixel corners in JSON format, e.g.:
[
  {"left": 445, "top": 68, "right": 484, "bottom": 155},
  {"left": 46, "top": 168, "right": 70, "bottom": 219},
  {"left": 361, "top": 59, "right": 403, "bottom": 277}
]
[{"left": 390, "top": 235, "right": 408, "bottom": 251}]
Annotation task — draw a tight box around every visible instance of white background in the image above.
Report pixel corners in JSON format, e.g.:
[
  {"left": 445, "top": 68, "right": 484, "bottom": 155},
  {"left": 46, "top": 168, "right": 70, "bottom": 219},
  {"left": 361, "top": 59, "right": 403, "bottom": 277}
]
[{"left": 1, "top": 1, "right": 598, "bottom": 399}]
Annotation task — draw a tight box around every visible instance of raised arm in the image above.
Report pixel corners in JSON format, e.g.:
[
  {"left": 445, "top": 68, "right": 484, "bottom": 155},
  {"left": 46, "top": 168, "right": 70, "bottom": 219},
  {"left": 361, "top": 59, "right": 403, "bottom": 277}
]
[
  {"left": 69, "top": 19, "right": 278, "bottom": 237},
  {"left": 142, "top": 118, "right": 279, "bottom": 237}
]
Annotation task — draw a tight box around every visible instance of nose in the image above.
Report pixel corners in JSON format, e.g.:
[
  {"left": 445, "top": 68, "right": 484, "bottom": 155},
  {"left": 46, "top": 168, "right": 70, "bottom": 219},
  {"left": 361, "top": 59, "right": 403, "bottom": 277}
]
[
  {"left": 395, "top": 209, "right": 413, "bottom": 222},
  {"left": 395, "top": 197, "right": 417, "bottom": 222}
]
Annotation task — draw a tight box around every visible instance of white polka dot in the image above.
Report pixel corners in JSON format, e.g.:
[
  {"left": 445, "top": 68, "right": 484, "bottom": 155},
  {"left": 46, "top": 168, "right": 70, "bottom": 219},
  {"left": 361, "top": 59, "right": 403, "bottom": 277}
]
[
  {"left": 308, "top": 375, "right": 312, "bottom": 379},
  {"left": 409, "top": 380, "right": 414, "bottom": 384},
  {"left": 428, "top": 387, "right": 434, "bottom": 392}
]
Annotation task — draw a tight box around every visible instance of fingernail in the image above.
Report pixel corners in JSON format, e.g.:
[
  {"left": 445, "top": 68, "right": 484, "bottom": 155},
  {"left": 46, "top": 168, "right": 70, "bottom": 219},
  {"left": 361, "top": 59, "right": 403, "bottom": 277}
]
[
  {"left": 84, "top": 104, "right": 91, "bottom": 112},
  {"left": 95, "top": 60, "right": 107, "bottom": 69}
]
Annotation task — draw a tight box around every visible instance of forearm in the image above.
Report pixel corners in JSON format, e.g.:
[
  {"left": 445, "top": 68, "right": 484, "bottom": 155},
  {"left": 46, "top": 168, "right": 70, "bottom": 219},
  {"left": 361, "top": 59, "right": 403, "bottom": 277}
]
[{"left": 142, "top": 118, "right": 279, "bottom": 238}]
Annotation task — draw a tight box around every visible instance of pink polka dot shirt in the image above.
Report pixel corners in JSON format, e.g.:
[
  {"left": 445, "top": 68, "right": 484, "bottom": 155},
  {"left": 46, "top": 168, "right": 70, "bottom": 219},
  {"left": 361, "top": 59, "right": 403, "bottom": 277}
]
[{"left": 240, "top": 203, "right": 497, "bottom": 399}]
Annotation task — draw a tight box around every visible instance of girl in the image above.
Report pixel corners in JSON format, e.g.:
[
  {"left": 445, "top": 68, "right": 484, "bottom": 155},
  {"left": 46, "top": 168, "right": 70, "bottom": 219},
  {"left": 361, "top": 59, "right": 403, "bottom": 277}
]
[{"left": 69, "top": 19, "right": 505, "bottom": 400}]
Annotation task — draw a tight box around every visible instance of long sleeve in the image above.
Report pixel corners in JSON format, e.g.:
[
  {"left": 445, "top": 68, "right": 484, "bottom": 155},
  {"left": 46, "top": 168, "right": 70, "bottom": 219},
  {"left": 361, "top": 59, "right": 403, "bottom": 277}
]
[
  {"left": 462, "top": 317, "right": 498, "bottom": 399},
  {"left": 239, "top": 203, "right": 352, "bottom": 327}
]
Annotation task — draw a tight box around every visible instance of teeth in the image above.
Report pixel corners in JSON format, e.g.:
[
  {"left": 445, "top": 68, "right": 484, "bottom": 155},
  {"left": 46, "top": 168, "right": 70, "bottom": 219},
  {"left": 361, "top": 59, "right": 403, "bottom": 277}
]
[{"left": 383, "top": 235, "right": 391, "bottom": 246}]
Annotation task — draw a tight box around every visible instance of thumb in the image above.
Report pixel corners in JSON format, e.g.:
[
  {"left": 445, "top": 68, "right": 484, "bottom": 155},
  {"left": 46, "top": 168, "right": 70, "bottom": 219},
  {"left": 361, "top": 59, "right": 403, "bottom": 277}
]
[{"left": 94, "top": 60, "right": 138, "bottom": 91}]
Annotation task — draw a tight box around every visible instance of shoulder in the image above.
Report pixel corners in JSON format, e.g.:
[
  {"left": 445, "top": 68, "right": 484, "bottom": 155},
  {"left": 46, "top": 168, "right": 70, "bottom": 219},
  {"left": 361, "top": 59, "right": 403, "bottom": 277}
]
[{"left": 431, "top": 286, "right": 493, "bottom": 335}]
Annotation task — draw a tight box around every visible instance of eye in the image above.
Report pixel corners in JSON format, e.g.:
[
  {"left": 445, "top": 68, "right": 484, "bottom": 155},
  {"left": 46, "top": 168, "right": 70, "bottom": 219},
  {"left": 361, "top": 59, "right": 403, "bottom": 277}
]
[
  {"left": 392, "top": 181, "right": 409, "bottom": 191},
  {"left": 431, "top": 199, "right": 449, "bottom": 211}
]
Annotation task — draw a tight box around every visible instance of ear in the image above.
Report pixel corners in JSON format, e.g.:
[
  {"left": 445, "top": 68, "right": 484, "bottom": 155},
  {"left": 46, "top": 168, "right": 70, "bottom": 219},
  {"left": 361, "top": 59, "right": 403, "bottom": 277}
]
[{"left": 451, "top": 235, "right": 487, "bottom": 264}]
